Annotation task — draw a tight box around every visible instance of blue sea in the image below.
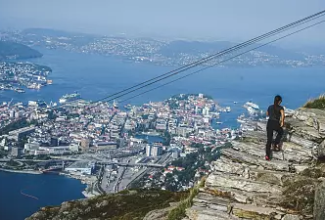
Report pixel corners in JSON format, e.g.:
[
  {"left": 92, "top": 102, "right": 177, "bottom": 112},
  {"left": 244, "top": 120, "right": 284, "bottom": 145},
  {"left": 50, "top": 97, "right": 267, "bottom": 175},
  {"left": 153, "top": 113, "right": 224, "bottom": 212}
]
[
  {"left": 0, "top": 171, "right": 86, "bottom": 220},
  {"left": 0, "top": 47, "right": 324, "bottom": 219}
]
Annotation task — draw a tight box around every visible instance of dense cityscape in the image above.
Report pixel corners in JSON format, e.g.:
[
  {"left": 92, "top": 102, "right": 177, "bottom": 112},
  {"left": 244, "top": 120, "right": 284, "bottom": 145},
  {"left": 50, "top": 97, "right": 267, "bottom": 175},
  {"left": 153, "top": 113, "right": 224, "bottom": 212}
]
[
  {"left": 0, "top": 93, "right": 248, "bottom": 197},
  {"left": 0, "top": 61, "right": 52, "bottom": 92}
]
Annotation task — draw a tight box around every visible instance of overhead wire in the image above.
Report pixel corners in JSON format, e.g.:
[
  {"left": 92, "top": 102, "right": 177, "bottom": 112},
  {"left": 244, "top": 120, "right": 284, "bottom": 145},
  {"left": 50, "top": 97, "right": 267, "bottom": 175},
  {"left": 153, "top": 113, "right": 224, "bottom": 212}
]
[
  {"left": 118, "top": 19, "right": 325, "bottom": 104},
  {"left": 93, "top": 10, "right": 325, "bottom": 104}
]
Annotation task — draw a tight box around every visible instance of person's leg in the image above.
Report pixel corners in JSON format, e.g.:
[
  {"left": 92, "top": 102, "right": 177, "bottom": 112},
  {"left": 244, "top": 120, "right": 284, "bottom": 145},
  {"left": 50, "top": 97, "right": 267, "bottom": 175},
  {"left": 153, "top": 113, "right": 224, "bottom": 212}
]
[
  {"left": 274, "top": 125, "right": 284, "bottom": 150},
  {"left": 266, "top": 123, "right": 274, "bottom": 159}
]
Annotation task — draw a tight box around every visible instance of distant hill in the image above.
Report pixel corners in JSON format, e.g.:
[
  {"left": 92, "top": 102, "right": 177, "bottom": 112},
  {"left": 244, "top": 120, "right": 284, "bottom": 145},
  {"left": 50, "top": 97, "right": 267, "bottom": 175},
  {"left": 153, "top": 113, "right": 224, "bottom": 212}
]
[
  {"left": 159, "top": 40, "right": 305, "bottom": 60},
  {"left": 21, "top": 28, "right": 97, "bottom": 46},
  {"left": 0, "top": 41, "right": 42, "bottom": 60}
]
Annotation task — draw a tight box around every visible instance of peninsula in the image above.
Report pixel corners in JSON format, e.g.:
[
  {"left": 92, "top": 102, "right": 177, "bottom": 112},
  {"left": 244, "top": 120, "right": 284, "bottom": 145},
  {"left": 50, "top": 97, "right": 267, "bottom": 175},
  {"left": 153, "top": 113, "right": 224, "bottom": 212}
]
[
  {"left": 25, "top": 95, "right": 325, "bottom": 220},
  {"left": 0, "top": 41, "right": 42, "bottom": 60}
]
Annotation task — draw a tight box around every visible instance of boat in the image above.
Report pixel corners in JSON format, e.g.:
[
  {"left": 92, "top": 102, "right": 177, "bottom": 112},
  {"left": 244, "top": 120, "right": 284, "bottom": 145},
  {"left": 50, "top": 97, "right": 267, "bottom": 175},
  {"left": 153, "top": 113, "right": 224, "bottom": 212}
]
[
  {"left": 59, "top": 93, "right": 81, "bottom": 104},
  {"left": 237, "top": 114, "right": 246, "bottom": 123},
  {"left": 27, "top": 83, "right": 41, "bottom": 90},
  {"left": 15, "top": 88, "right": 25, "bottom": 93},
  {"left": 124, "top": 104, "right": 132, "bottom": 110},
  {"left": 28, "top": 101, "right": 38, "bottom": 106},
  {"left": 244, "top": 101, "right": 260, "bottom": 110},
  {"left": 47, "top": 79, "right": 53, "bottom": 85}
]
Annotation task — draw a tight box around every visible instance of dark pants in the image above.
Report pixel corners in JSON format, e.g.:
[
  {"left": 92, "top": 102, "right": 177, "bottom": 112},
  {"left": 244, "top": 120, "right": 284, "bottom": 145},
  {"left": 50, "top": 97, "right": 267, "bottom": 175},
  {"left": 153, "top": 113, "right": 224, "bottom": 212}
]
[{"left": 266, "top": 120, "right": 283, "bottom": 158}]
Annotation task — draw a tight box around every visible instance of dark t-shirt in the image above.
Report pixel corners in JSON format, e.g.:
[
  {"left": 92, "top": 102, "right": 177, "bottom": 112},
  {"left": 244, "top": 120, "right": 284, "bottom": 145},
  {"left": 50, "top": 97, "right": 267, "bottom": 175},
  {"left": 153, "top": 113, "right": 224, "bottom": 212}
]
[{"left": 267, "top": 104, "right": 283, "bottom": 121}]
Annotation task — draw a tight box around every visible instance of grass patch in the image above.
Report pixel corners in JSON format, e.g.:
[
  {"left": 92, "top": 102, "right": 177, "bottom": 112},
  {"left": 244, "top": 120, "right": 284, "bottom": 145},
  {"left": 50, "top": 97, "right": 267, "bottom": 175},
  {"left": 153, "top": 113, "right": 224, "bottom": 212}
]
[
  {"left": 28, "top": 189, "right": 189, "bottom": 220},
  {"left": 280, "top": 176, "right": 318, "bottom": 214},
  {"left": 167, "top": 177, "right": 206, "bottom": 220},
  {"left": 303, "top": 94, "right": 325, "bottom": 110}
]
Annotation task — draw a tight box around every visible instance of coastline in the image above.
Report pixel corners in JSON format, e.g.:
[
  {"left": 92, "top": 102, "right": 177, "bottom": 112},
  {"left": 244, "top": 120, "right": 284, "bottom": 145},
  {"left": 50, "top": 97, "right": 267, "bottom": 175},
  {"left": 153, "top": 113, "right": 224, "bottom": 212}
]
[
  {"left": 59, "top": 172, "right": 100, "bottom": 198},
  {"left": 0, "top": 168, "right": 99, "bottom": 198},
  {"left": 0, "top": 168, "right": 42, "bottom": 175}
]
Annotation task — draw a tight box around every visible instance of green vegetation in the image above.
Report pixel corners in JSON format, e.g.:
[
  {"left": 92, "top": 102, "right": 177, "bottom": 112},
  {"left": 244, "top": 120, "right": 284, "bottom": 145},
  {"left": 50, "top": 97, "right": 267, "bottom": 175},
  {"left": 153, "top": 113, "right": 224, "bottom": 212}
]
[
  {"left": 0, "top": 149, "right": 7, "bottom": 158},
  {"left": 6, "top": 159, "right": 21, "bottom": 167},
  {"left": 281, "top": 176, "right": 317, "bottom": 214},
  {"left": 303, "top": 94, "right": 325, "bottom": 110},
  {"left": 0, "top": 41, "right": 42, "bottom": 60},
  {"left": 0, "top": 118, "right": 36, "bottom": 135},
  {"left": 163, "top": 131, "right": 171, "bottom": 146},
  {"left": 28, "top": 189, "right": 189, "bottom": 220},
  {"left": 167, "top": 177, "right": 206, "bottom": 220},
  {"left": 67, "top": 113, "right": 80, "bottom": 119},
  {"left": 162, "top": 144, "right": 221, "bottom": 191},
  {"left": 47, "top": 110, "right": 57, "bottom": 120}
]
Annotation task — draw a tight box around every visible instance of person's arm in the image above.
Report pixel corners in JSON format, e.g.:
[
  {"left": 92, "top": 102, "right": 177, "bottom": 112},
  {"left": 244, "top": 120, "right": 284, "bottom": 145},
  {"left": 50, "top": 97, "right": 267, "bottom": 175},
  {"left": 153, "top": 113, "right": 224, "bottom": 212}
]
[
  {"left": 280, "top": 108, "right": 285, "bottom": 127},
  {"left": 266, "top": 106, "right": 269, "bottom": 116}
]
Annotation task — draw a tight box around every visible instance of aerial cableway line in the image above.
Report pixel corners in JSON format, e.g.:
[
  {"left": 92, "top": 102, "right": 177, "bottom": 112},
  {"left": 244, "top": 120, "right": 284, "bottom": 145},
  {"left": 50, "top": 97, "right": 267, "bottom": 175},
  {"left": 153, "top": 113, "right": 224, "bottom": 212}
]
[
  {"left": 91, "top": 9, "right": 325, "bottom": 104},
  {"left": 119, "top": 19, "right": 325, "bottom": 103}
]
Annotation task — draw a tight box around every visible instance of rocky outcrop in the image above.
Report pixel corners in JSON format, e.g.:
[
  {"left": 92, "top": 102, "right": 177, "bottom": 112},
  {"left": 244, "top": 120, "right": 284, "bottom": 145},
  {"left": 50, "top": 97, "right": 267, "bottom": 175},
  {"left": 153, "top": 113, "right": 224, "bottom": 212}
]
[{"left": 184, "top": 108, "right": 325, "bottom": 220}]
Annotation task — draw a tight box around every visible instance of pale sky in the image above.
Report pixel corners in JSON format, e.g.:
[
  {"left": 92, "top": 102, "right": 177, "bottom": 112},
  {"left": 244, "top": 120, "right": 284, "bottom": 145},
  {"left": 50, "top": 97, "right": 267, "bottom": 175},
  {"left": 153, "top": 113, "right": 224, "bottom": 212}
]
[{"left": 0, "top": 0, "right": 325, "bottom": 44}]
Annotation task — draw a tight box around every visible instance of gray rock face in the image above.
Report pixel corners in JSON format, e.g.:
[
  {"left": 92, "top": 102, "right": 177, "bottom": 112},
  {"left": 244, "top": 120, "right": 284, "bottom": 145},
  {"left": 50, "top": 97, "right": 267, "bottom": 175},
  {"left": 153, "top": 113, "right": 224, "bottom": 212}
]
[
  {"left": 184, "top": 108, "right": 325, "bottom": 220},
  {"left": 316, "top": 140, "right": 325, "bottom": 159},
  {"left": 143, "top": 205, "right": 177, "bottom": 220},
  {"left": 314, "top": 181, "right": 325, "bottom": 220},
  {"left": 282, "top": 214, "right": 301, "bottom": 220}
]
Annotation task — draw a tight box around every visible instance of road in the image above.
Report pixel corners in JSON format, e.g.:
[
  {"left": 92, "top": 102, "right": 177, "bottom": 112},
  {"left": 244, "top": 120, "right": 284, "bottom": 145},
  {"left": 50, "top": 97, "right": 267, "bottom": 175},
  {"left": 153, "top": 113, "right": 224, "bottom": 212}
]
[{"left": 0, "top": 158, "right": 165, "bottom": 168}]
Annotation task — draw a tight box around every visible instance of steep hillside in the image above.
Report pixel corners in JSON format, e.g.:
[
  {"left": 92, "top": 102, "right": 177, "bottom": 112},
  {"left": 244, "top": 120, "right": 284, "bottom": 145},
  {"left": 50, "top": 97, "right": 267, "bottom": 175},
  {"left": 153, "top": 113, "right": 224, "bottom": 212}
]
[
  {"left": 26, "top": 189, "right": 188, "bottom": 220},
  {"left": 0, "top": 41, "right": 42, "bottom": 60}
]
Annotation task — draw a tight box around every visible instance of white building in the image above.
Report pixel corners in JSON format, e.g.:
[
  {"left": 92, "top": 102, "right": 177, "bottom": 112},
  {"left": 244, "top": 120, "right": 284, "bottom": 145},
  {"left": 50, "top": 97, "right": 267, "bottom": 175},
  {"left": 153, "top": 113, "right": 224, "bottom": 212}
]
[
  {"left": 151, "top": 145, "right": 163, "bottom": 157},
  {"left": 146, "top": 145, "right": 152, "bottom": 157},
  {"left": 65, "top": 161, "right": 95, "bottom": 175}
]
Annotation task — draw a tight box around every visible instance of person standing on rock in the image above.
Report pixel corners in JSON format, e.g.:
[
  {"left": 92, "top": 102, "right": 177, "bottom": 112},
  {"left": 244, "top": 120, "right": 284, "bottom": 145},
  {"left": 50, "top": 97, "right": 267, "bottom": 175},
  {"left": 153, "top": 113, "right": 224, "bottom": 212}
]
[{"left": 265, "top": 95, "right": 285, "bottom": 161}]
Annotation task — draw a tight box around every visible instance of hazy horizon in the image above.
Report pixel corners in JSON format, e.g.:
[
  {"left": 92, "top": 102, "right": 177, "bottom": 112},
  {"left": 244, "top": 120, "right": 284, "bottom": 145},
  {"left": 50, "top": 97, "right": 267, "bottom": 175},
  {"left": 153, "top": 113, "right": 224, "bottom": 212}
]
[{"left": 1, "top": 0, "right": 325, "bottom": 46}]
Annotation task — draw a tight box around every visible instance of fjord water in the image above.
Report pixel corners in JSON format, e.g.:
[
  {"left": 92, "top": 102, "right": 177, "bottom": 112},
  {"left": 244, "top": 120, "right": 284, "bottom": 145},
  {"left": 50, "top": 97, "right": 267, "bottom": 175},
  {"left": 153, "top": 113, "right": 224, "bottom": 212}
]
[
  {"left": 0, "top": 47, "right": 324, "bottom": 219},
  {"left": 0, "top": 171, "right": 86, "bottom": 220}
]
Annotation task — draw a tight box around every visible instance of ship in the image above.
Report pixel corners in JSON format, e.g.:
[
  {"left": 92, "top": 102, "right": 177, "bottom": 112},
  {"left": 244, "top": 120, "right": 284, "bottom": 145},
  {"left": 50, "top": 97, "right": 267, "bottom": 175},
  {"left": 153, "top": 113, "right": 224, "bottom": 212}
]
[
  {"left": 59, "top": 93, "right": 81, "bottom": 104},
  {"left": 237, "top": 114, "right": 246, "bottom": 124},
  {"left": 243, "top": 101, "right": 260, "bottom": 116},
  {"left": 124, "top": 104, "right": 132, "bottom": 110},
  {"left": 15, "top": 88, "right": 25, "bottom": 93},
  {"left": 27, "top": 83, "right": 41, "bottom": 90}
]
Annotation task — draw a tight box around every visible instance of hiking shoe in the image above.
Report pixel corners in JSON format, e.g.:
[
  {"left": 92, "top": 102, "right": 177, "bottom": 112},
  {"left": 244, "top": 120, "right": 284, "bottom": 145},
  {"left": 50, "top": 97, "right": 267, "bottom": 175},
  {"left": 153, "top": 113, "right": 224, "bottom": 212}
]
[{"left": 265, "top": 156, "right": 270, "bottom": 161}]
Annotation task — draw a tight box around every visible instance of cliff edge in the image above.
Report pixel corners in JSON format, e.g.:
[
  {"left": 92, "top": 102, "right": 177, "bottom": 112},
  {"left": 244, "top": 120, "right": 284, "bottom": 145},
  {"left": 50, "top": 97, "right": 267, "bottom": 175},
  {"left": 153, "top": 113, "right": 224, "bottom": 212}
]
[{"left": 183, "top": 106, "right": 325, "bottom": 220}]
